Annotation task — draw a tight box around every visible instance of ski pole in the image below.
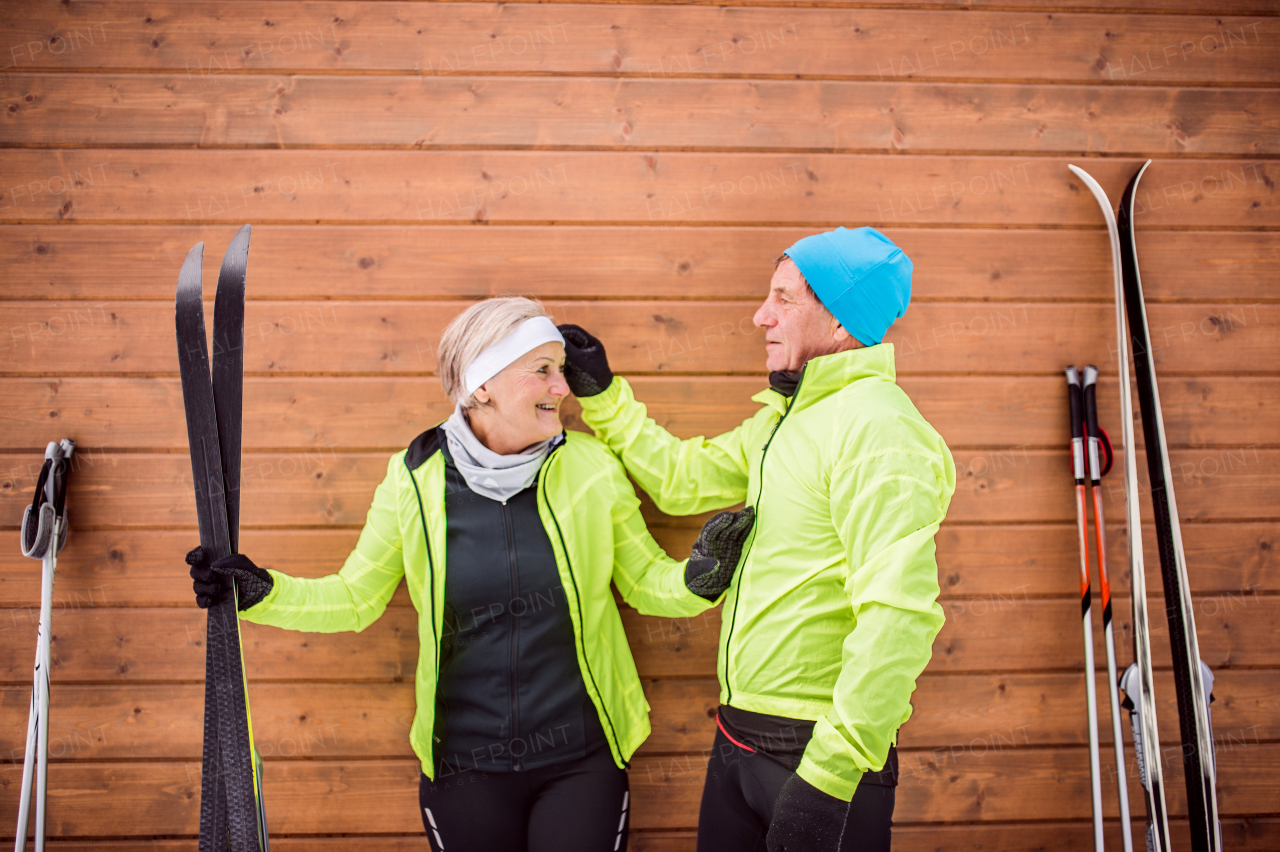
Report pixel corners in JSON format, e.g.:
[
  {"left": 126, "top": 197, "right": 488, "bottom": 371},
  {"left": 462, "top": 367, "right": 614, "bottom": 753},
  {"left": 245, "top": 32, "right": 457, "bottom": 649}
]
[
  {"left": 15, "top": 439, "right": 74, "bottom": 852},
  {"left": 1067, "top": 367, "right": 1105, "bottom": 852},
  {"left": 1082, "top": 365, "right": 1133, "bottom": 852}
]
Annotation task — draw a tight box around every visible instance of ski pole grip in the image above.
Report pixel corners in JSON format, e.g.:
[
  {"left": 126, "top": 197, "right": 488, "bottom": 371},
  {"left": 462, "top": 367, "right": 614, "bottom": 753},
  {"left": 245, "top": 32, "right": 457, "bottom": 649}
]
[
  {"left": 1065, "top": 367, "right": 1086, "bottom": 481},
  {"left": 1081, "top": 365, "right": 1101, "bottom": 436},
  {"left": 1065, "top": 366, "right": 1084, "bottom": 441}
]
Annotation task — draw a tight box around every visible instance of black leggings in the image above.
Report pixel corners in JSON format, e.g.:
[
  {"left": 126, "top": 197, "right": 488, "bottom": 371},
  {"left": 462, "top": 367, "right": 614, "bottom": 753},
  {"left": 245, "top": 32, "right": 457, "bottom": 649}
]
[
  {"left": 696, "top": 726, "right": 894, "bottom": 852},
  {"left": 419, "top": 746, "right": 630, "bottom": 852}
]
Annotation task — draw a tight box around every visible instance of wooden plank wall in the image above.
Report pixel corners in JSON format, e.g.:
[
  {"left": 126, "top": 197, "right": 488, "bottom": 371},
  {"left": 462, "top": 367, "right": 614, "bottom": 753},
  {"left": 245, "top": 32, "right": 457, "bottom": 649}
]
[{"left": 0, "top": 0, "right": 1277, "bottom": 848}]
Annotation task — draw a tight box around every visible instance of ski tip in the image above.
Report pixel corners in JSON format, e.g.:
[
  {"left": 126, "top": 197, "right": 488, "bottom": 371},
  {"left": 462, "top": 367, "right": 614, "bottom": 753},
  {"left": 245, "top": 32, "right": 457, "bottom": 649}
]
[
  {"left": 1066, "top": 166, "right": 1116, "bottom": 224},
  {"left": 229, "top": 222, "right": 252, "bottom": 250},
  {"left": 218, "top": 225, "right": 252, "bottom": 285},
  {"left": 177, "top": 242, "right": 204, "bottom": 292},
  {"left": 1122, "top": 161, "right": 1152, "bottom": 203}
]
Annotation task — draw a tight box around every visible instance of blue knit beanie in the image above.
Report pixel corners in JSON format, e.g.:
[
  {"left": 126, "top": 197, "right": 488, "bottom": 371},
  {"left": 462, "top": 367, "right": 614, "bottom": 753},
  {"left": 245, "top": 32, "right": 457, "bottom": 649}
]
[{"left": 783, "top": 226, "right": 912, "bottom": 346}]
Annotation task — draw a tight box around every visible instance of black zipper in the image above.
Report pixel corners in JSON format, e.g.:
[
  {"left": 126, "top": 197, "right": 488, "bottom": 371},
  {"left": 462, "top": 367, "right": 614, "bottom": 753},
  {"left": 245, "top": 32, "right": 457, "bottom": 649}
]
[
  {"left": 502, "top": 500, "right": 522, "bottom": 771},
  {"left": 406, "top": 462, "right": 440, "bottom": 704},
  {"left": 721, "top": 366, "right": 807, "bottom": 707},
  {"left": 539, "top": 440, "right": 625, "bottom": 766}
]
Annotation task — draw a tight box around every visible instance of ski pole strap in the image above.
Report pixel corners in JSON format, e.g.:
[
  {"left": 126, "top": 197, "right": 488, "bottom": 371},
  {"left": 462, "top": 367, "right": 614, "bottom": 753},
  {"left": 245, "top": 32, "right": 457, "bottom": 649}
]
[
  {"left": 19, "top": 440, "right": 74, "bottom": 559},
  {"left": 1080, "top": 366, "right": 1114, "bottom": 479}
]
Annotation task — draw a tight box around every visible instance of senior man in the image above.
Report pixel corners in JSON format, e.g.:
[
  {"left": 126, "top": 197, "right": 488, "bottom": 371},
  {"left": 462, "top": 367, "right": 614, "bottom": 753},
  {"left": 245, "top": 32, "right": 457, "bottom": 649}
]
[{"left": 558, "top": 226, "right": 955, "bottom": 852}]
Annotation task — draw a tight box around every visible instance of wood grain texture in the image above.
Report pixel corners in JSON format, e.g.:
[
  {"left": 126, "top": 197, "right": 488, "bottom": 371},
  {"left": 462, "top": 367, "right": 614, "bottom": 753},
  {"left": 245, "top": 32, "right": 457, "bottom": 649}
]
[
  {"left": 628, "top": 744, "right": 1280, "bottom": 824},
  {"left": 0, "top": 369, "right": 1259, "bottom": 450},
  {"left": 5, "top": 73, "right": 1277, "bottom": 155},
  {"left": 22, "top": 820, "right": 1280, "bottom": 852},
  {"left": 1, "top": 301, "right": 1274, "bottom": 376},
  {"left": 3, "top": 445, "right": 1275, "bottom": 528},
  {"left": 629, "top": 821, "right": 1280, "bottom": 852},
  {"left": 0, "top": 151, "right": 1274, "bottom": 226},
  {"left": 2, "top": 4, "right": 1277, "bottom": 83},
  {"left": 1, "top": 745, "right": 1277, "bottom": 835},
  {"left": 1, "top": 593, "right": 1274, "bottom": 684},
  {"left": 2, "top": 521, "right": 1273, "bottom": 609},
  {"left": 2, "top": 669, "right": 1273, "bottom": 763},
  {"left": 1, "top": 374, "right": 1275, "bottom": 454},
  {"left": 2, "top": 225, "right": 1276, "bottom": 302}
]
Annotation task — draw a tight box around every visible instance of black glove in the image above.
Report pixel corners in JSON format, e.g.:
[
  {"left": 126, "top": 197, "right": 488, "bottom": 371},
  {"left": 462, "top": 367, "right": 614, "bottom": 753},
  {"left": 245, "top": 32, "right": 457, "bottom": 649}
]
[
  {"left": 558, "top": 323, "right": 613, "bottom": 397},
  {"left": 187, "top": 546, "right": 274, "bottom": 611},
  {"left": 766, "top": 773, "right": 851, "bottom": 852},
  {"left": 685, "top": 506, "right": 754, "bottom": 600}
]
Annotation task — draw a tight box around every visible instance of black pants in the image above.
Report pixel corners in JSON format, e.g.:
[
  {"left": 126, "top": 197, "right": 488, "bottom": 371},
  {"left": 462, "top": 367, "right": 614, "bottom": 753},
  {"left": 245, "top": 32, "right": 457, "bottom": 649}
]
[
  {"left": 696, "top": 726, "right": 895, "bottom": 852},
  {"left": 419, "top": 746, "right": 630, "bottom": 852}
]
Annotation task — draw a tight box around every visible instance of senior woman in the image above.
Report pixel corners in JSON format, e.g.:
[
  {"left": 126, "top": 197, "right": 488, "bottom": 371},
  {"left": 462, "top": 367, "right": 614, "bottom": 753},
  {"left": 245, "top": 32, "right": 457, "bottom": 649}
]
[{"left": 186, "top": 297, "right": 754, "bottom": 852}]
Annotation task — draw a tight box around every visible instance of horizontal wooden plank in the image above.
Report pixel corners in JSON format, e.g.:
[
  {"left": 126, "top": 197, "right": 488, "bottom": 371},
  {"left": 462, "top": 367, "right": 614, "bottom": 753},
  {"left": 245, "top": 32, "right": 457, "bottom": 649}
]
[
  {"left": 4, "top": 668, "right": 1271, "bottom": 764},
  {"left": 2, "top": 225, "right": 1275, "bottom": 302},
  {"left": 1, "top": 374, "right": 1275, "bottom": 458},
  {"left": 5, "top": 73, "right": 1276, "bottom": 156},
  {"left": 0, "top": 151, "right": 1273, "bottom": 226},
  {"left": 1, "top": 745, "right": 1276, "bottom": 835},
  {"left": 635, "top": 821, "right": 1280, "bottom": 852},
  {"left": 947, "top": 447, "right": 1280, "bottom": 524},
  {"left": 639, "top": 669, "right": 1280, "bottom": 754},
  {"left": 1, "top": 301, "right": 1274, "bottom": 377},
  {"left": 0, "top": 371, "right": 1265, "bottom": 452},
  {"left": 905, "top": 668, "right": 1280, "bottom": 749},
  {"left": 934, "top": 521, "right": 1278, "bottom": 600},
  {"left": 2, "top": 445, "right": 1275, "bottom": 530},
  {"left": 2, "top": 520, "right": 1272, "bottom": 609},
  {"left": 0, "top": 606, "right": 424, "bottom": 684},
  {"left": 630, "top": 744, "right": 1280, "bottom": 825},
  {"left": 25, "top": 820, "right": 1280, "bottom": 852},
  {"left": 2, "top": 4, "right": 1276, "bottom": 84},
  {"left": 628, "top": 821, "right": 1280, "bottom": 852},
  {"left": 632, "top": 592, "right": 1280, "bottom": 677},
  {"left": 928, "top": 593, "right": 1280, "bottom": 674},
  {"left": 2, "top": 592, "right": 1272, "bottom": 685},
  {"left": 0, "top": 682, "right": 412, "bottom": 763}
]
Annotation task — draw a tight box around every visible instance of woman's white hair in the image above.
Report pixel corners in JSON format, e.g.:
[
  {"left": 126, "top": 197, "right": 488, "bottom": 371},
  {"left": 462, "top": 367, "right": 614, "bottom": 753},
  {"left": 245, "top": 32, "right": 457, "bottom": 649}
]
[{"left": 437, "top": 296, "right": 552, "bottom": 408}]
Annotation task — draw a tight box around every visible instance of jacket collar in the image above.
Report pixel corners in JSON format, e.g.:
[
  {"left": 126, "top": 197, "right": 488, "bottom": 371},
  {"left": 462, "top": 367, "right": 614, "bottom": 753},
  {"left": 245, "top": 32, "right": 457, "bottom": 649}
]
[
  {"left": 405, "top": 425, "right": 446, "bottom": 472},
  {"left": 405, "top": 423, "right": 570, "bottom": 473},
  {"left": 751, "top": 343, "right": 896, "bottom": 415}
]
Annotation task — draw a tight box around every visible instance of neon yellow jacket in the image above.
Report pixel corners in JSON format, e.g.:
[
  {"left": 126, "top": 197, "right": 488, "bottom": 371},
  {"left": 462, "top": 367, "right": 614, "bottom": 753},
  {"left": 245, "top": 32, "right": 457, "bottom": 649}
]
[
  {"left": 240, "top": 428, "right": 714, "bottom": 777},
  {"left": 577, "top": 344, "right": 955, "bottom": 800}
]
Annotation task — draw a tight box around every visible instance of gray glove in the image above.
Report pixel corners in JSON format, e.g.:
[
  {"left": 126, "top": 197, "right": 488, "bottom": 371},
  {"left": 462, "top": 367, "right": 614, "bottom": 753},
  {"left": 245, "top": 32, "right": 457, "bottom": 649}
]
[
  {"left": 685, "top": 507, "right": 755, "bottom": 600},
  {"left": 187, "top": 547, "right": 274, "bottom": 611}
]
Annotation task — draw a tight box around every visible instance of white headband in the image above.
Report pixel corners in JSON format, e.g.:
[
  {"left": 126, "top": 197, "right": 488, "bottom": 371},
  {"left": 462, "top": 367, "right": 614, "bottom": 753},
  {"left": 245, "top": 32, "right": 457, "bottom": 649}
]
[{"left": 463, "top": 316, "right": 565, "bottom": 396}]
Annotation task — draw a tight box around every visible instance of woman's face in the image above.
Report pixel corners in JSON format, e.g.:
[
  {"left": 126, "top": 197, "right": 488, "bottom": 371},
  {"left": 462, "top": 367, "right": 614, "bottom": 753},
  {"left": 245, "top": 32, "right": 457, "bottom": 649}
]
[{"left": 470, "top": 341, "right": 570, "bottom": 453}]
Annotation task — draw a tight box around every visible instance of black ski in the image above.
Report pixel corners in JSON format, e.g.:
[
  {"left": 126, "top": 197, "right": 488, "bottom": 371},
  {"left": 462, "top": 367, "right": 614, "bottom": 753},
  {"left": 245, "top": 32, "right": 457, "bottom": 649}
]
[
  {"left": 213, "top": 225, "right": 271, "bottom": 850},
  {"left": 175, "top": 229, "right": 267, "bottom": 852},
  {"left": 1118, "top": 162, "right": 1220, "bottom": 852}
]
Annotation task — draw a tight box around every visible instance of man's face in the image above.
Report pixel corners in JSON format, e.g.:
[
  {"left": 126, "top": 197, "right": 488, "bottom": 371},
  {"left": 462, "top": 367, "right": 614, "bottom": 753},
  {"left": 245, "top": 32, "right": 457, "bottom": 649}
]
[{"left": 752, "top": 257, "right": 851, "bottom": 373}]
